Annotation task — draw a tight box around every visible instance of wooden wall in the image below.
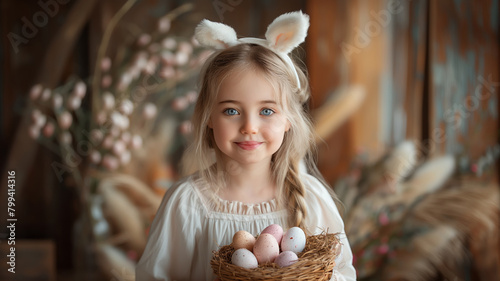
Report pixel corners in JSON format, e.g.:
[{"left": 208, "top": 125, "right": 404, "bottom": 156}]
[
  {"left": 429, "top": 0, "right": 499, "bottom": 168},
  {"left": 308, "top": 0, "right": 396, "bottom": 182},
  {"left": 307, "top": 1, "right": 499, "bottom": 279},
  {"left": 307, "top": 0, "right": 499, "bottom": 183}
]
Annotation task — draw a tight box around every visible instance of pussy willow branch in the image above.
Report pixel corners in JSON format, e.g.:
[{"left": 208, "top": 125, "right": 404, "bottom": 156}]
[
  {"left": 91, "top": 0, "right": 138, "bottom": 127},
  {"left": 91, "top": 2, "right": 195, "bottom": 118},
  {"left": 161, "top": 3, "right": 194, "bottom": 21}
]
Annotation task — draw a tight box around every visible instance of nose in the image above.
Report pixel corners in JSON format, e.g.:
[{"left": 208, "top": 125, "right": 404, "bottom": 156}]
[{"left": 240, "top": 115, "right": 258, "bottom": 135}]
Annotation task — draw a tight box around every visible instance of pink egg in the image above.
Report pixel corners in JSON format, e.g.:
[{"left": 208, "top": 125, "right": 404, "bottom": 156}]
[
  {"left": 261, "top": 224, "right": 283, "bottom": 246},
  {"left": 274, "top": 251, "right": 298, "bottom": 268},
  {"left": 253, "top": 233, "right": 279, "bottom": 264}
]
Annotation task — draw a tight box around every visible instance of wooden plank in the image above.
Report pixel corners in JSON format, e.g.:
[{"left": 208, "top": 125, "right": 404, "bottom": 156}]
[
  {"left": 428, "top": 0, "right": 499, "bottom": 160},
  {"left": 308, "top": 0, "right": 392, "bottom": 182},
  {"left": 404, "top": 0, "right": 427, "bottom": 141},
  {"left": 429, "top": 0, "right": 500, "bottom": 279}
]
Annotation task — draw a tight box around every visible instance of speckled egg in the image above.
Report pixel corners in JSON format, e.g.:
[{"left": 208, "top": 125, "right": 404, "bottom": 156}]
[
  {"left": 253, "top": 233, "right": 280, "bottom": 264},
  {"left": 231, "top": 248, "right": 258, "bottom": 269},
  {"left": 232, "top": 230, "right": 256, "bottom": 251},
  {"left": 280, "top": 227, "right": 306, "bottom": 254},
  {"left": 261, "top": 224, "right": 283, "bottom": 246},
  {"left": 274, "top": 250, "right": 299, "bottom": 267}
]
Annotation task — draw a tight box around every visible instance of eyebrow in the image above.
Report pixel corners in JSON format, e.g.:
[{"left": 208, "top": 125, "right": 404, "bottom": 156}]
[{"left": 218, "top": 100, "right": 277, "bottom": 105}]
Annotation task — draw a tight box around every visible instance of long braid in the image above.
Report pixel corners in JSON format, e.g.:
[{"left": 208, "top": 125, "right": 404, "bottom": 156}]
[{"left": 285, "top": 161, "right": 308, "bottom": 229}]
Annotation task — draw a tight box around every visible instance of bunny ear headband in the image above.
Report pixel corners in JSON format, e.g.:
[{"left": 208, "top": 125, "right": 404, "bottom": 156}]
[{"left": 194, "top": 11, "right": 310, "bottom": 89}]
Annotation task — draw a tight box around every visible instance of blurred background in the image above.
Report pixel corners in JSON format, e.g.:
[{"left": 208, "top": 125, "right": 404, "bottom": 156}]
[{"left": 0, "top": 0, "right": 498, "bottom": 280}]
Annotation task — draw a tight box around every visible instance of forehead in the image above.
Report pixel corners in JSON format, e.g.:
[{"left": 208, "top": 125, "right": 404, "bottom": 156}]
[{"left": 217, "top": 67, "right": 280, "bottom": 103}]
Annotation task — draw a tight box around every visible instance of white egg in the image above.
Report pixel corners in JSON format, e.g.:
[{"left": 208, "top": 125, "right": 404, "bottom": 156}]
[
  {"left": 280, "top": 227, "right": 306, "bottom": 254},
  {"left": 231, "top": 248, "right": 258, "bottom": 269}
]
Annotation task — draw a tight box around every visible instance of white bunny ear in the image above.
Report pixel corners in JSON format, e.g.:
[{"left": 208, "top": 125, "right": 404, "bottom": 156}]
[
  {"left": 194, "top": 19, "right": 238, "bottom": 49},
  {"left": 265, "top": 11, "right": 309, "bottom": 54}
]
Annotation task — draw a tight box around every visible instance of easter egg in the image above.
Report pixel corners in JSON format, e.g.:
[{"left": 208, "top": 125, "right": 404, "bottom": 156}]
[
  {"left": 232, "top": 230, "right": 256, "bottom": 251},
  {"left": 261, "top": 224, "right": 283, "bottom": 246},
  {"left": 253, "top": 233, "right": 279, "bottom": 264},
  {"left": 231, "top": 248, "right": 258, "bottom": 269},
  {"left": 281, "top": 227, "right": 306, "bottom": 254},
  {"left": 275, "top": 251, "right": 299, "bottom": 267}
]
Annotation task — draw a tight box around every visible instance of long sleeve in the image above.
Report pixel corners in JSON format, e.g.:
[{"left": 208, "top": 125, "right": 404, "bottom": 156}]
[
  {"left": 136, "top": 178, "right": 202, "bottom": 281},
  {"left": 302, "top": 173, "right": 357, "bottom": 281}
]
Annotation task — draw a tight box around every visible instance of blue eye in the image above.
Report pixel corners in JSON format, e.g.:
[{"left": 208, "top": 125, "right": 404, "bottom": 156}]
[
  {"left": 224, "top": 108, "right": 239, "bottom": 115},
  {"left": 261, "top": 108, "right": 275, "bottom": 116}
]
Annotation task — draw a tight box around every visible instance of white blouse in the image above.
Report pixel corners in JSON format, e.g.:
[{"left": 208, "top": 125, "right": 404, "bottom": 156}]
[{"left": 136, "top": 172, "right": 357, "bottom": 281}]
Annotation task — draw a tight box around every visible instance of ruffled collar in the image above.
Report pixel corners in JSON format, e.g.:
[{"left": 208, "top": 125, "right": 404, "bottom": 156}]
[
  {"left": 214, "top": 196, "right": 279, "bottom": 215},
  {"left": 190, "top": 175, "right": 283, "bottom": 215}
]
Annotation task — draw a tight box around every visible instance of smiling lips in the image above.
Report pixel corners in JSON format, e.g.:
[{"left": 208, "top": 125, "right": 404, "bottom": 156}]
[{"left": 235, "top": 141, "right": 263, "bottom": 150}]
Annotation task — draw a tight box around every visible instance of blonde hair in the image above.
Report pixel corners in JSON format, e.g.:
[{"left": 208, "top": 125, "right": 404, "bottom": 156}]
[{"left": 183, "top": 44, "right": 329, "bottom": 228}]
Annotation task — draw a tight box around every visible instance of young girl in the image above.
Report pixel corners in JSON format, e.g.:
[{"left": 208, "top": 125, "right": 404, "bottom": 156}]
[{"left": 136, "top": 11, "right": 356, "bottom": 281}]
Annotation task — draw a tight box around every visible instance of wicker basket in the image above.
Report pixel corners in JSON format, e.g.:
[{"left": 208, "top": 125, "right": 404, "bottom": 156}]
[{"left": 211, "top": 233, "right": 341, "bottom": 281}]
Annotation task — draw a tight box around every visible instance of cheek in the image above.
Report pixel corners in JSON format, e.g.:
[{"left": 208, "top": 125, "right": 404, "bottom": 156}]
[
  {"left": 268, "top": 117, "right": 289, "bottom": 134},
  {"left": 262, "top": 117, "right": 288, "bottom": 140},
  {"left": 211, "top": 118, "right": 235, "bottom": 141}
]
